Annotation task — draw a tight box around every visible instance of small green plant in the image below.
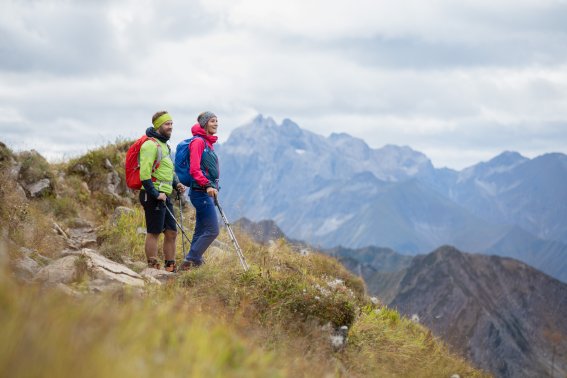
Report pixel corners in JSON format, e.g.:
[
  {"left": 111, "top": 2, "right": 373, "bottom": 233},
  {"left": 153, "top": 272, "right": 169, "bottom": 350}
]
[
  {"left": 17, "top": 150, "right": 53, "bottom": 185},
  {"left": 98, "top": 207, "right": 146, "bottom": 263},
  {"left": 65, "top": 139, "right": 131, "bottom": 181},
  {"left": 62, "top": 175, "right": 91, "bottom": 204},
  {"left": 46, "top": 196, "right": 79, "bottom": 219}
]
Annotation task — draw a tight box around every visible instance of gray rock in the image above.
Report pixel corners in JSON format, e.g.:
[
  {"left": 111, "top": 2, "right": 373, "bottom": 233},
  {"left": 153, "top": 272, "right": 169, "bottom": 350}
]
[
  {"left": 25, "top": 178, "right": 52, "bottom": 198},
  {"left": 66, "top": 226, "right": 97, "bottom": 250},
  {"left": 79, "top": 238, "right": 98, "bottom": 249},
  {"left": 81, "top": 249, "right": 145, "bottom": 287},
  {"left": 106, "top": 171, "right": 121, "bottom": 195},
  {"left": 35, "top": 255, "right": 79, "bottom": 284},
  {"left": 15, "top": 183, "right": 27, "bottom": 199},
  {"left": 139, "top": 268, "right": 173, "bottom": 284},
  {"left": 13, "top": 255, "right": 40, "bottom": 280},
  {"left": 8, "top": 163, "right": 21, "bottom": 180},
  {"left": 104, "top": 158, "right": 113, "bottom": 170},
  {"left": 71, "top": 164, "right": 89, "bottom": 175},
  {"left": 35, "top": 249, "right": 146, "bottom": 288}
]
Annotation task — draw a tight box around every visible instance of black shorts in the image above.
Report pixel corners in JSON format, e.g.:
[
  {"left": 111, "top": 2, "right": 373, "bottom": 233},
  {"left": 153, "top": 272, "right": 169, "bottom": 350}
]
[{"left": 139, "top": 191, "right": 177, "bottom": 234}]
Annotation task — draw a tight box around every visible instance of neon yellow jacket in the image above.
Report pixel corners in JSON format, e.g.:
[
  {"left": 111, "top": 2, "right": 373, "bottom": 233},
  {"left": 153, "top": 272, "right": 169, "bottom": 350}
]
[{"left": 139, "top": 138, "right": 175, "bottom": 195}]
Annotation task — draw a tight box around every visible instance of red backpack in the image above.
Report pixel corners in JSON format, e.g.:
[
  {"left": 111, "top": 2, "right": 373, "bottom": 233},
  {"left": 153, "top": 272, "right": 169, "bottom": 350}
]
[{"left": 125, "top": 136, "right": 163, "bottom": 190}]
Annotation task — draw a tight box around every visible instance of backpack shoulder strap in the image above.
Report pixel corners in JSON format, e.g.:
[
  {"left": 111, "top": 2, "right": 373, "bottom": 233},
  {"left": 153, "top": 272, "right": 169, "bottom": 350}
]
[
  {"left": 148, "top": 137, "right": 162, "bottom": 171},
  {"left": 192, "top": 135, "right": 209, "bottom": 152}
]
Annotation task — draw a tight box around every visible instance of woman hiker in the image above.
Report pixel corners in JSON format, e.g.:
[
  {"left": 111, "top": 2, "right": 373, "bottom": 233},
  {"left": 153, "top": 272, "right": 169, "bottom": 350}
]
[{"left": 179, "top": 112, "right": 220, "bottom": 271}]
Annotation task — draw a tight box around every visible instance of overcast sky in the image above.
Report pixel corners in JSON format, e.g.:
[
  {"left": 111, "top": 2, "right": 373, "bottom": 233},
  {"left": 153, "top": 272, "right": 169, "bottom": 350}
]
[{"left": 1, "top": 0, "right": 566, "bottom": 169}]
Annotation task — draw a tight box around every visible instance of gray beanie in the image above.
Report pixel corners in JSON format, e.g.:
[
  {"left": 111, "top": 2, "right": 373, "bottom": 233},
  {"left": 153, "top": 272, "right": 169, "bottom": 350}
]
[{"left": 198, "top": 111, "right": 216, "bottom": 128}]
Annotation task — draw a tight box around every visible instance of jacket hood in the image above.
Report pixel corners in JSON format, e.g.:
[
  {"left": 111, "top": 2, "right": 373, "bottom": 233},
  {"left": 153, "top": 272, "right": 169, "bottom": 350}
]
[
  {"left": 145, "top": 127, "right": 170, "bottom": 143},
  {"left": 191, "top": 123, "right": 218, "bottom": 144}
]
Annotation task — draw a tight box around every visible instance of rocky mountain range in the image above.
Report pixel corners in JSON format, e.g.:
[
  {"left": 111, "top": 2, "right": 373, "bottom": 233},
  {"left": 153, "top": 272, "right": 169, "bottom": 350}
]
[
  {"left": 371, "top": 245, "right": 567, "bottom": 378},
  {"left": 214, "top": 115, "right": 567, "bottom": 283}
]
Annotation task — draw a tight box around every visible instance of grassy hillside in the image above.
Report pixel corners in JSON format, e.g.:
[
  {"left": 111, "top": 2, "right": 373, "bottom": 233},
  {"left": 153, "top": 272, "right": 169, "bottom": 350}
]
[{"left": 0, "top": 140, "right": 488, "bottom": 377}]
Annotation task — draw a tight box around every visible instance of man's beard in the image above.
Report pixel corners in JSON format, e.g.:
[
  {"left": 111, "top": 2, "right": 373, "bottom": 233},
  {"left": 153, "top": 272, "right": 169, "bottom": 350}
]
[{"left": 158, "top": 127, "right": 172, "bottom": 138}]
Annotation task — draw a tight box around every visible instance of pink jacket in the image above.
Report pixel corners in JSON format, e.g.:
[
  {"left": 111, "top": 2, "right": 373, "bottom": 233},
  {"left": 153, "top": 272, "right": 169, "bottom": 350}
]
[{"left": 189, "top": 123, "right": 218, "bottom": 187}]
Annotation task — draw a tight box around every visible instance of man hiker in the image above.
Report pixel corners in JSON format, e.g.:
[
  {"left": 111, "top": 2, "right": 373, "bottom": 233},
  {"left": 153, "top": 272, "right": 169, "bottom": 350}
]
[
  {"left": 140, "top": 111, "right": 185, "bottom": 272},
  {"left": 179, "top": 111, "right": 220, "bottom": 271}
]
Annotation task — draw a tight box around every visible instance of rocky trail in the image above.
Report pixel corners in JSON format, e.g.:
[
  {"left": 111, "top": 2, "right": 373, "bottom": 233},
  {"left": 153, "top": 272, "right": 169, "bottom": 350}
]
[{"left": 11, "top": 216, "right": 175, "bottom": 295}]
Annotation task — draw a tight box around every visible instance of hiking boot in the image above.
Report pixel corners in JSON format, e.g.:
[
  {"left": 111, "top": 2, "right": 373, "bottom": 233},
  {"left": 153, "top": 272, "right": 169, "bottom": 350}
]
[
  {"left": 164, "top": 260, "right": 177, "bottom": 273},
  {"left": 178, "top": 260, "right": 197, "bottom": 271},
  {"left": 147, "top": 258, "right": 161, "bottom": 270}
]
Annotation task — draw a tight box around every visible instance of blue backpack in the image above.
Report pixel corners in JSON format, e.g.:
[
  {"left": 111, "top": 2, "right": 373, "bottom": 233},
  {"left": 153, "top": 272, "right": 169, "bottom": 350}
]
[
  {"left": 175, "top": 136, "right": 220, "bottom": 189},
  {"left": 175, "top": 136, "right": 208, "bottom": 187}
]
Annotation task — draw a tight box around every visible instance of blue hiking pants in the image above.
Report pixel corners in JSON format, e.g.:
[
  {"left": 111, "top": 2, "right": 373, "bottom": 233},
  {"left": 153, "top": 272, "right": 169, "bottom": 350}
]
[{"left": 185, "top": 190, "right": 219, "bottom": 265}]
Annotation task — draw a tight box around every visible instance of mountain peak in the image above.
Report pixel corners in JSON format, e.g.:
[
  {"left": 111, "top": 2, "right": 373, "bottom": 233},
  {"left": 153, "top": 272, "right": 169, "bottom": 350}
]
[
  {"left": 487, "top": 151, "right": 528, "bottom": 167},
  {"left": 458, "top": 151, "right": 527, "bottom": 182},
  {"left": 280, "top": 118, "right": 303, "bottom": 137},
  {"left": 251, "top": 114, "right": 277, "bottom": 128}
]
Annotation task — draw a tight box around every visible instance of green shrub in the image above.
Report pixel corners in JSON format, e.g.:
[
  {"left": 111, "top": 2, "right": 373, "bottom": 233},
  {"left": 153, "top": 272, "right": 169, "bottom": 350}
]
[
  {"left": 49, "top": 196, "right": 79, "bottom": 219},
  {"left": 17, "top": 150, "right": 53, "bottom": 185},
  {"left": 66, "top": 140, "right": 131, "bottom": 181},
  {"left": 98, "top": 207, "right": 146, "bottom": 263}
]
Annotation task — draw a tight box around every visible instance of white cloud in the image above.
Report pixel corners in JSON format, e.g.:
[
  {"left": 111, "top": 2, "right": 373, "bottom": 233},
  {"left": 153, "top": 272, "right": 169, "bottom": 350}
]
[{"left": 0, "top": 0, "right": 566, "bottom": 169}]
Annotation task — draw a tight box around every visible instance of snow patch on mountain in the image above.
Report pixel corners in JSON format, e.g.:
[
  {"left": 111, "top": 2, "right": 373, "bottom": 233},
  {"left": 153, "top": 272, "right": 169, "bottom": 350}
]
[{"left": 315, "top": 215, "right": 354, "bottom": 236}]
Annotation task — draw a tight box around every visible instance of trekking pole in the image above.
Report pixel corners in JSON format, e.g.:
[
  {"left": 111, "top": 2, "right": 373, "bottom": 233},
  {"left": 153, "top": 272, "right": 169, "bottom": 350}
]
[
  {"left": 214, "top": 198, "right": 249, "bottom": 272},
  {"left": 177, "top": 191, "right": 186, "bottom": 255},
  {"left": 162, "top": 200, "right": 193, "bottom": 246}
]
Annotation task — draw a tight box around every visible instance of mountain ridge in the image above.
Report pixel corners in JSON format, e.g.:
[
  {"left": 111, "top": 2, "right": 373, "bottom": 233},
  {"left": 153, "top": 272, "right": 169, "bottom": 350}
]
[
  {"left": 216, "top": 114, "right": 567, "bottom": 282},
  {"left": 374, "top": 245, "right": 567, "bottom": 378}
]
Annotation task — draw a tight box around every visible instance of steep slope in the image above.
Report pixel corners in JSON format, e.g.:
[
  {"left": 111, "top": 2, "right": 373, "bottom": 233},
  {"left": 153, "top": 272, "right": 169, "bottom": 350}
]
[
  {"left": 486, "top": 226, "right": 567, "bottom": 283},
  {"left": 372, "top": 246, "right": 567, "bottom": 378},
  {"left": 0, "top": 140, "right": 488, "bottom": 378}
]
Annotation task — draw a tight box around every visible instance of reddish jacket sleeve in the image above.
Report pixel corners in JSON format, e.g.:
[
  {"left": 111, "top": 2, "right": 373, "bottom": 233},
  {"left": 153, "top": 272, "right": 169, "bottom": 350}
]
[{"left": 189, "top": 138, "right": 211, "bottom": 187}]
